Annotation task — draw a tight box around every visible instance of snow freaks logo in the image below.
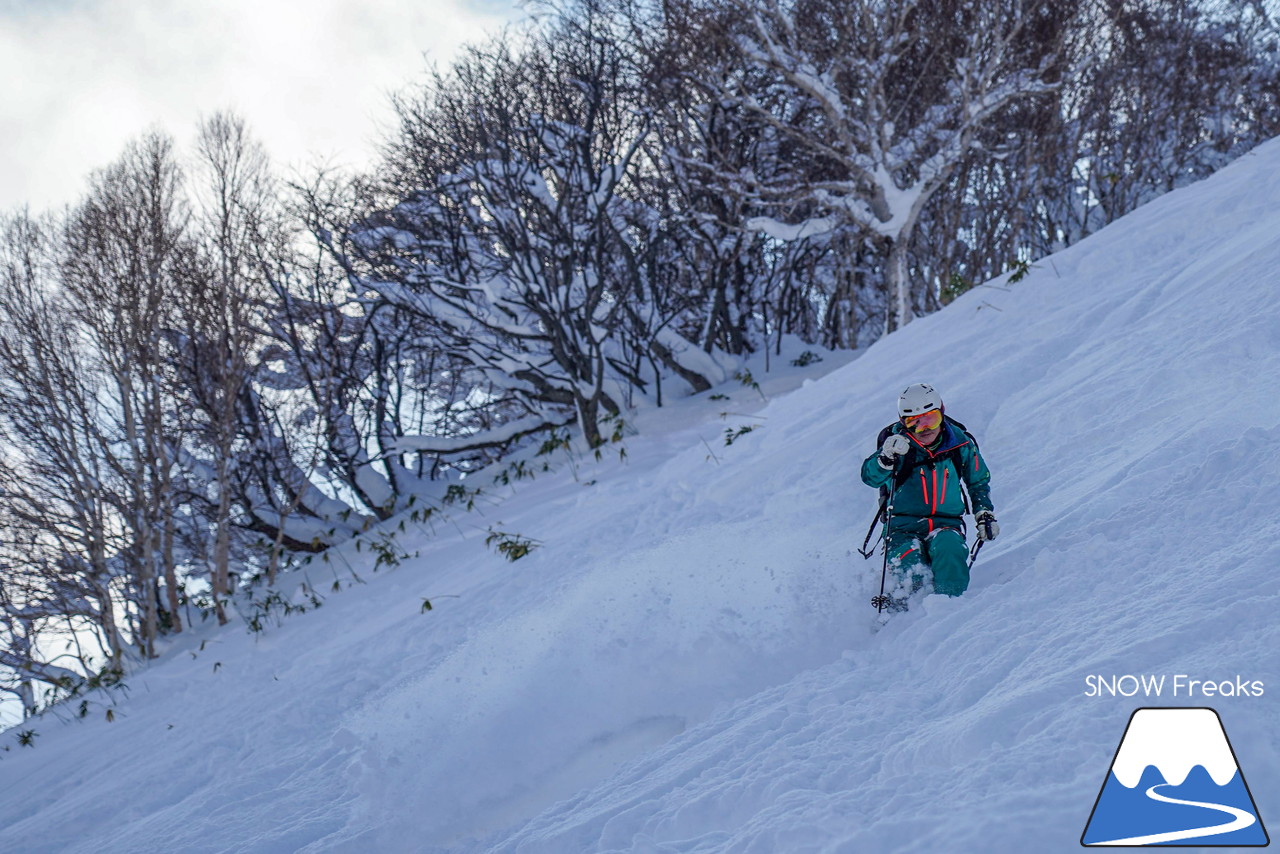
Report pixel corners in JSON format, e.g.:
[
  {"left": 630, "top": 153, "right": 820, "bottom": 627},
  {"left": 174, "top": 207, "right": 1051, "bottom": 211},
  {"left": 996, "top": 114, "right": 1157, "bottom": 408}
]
[{"left": 1081, "top": 708, "right": 1269, "bottom": 847}]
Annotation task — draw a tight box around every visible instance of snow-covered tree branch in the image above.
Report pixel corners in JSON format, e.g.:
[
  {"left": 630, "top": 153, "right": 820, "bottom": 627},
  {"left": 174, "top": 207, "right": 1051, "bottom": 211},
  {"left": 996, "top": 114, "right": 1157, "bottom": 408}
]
[{"left": 718, "top": 0, "right": 1072, "bottom": 331}]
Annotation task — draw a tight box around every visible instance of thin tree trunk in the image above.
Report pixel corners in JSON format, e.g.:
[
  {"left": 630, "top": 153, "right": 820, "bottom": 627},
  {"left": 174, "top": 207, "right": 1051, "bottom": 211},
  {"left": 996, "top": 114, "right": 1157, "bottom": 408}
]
[{"left": 885, "top": 239, "right": 913, "bottom": 334}]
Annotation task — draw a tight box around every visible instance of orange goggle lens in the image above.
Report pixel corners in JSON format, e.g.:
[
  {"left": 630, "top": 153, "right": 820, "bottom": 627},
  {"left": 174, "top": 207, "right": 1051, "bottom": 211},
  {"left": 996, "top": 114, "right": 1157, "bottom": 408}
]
[{"left": 902, "top": 409, "right": 943, "bottom": 433}]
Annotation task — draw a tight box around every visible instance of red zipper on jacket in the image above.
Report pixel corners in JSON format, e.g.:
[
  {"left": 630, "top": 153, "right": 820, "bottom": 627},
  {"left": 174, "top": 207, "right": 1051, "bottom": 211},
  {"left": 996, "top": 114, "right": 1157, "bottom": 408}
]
[{"left": 919, "top": 466, "right": 950, "bottom": 514}]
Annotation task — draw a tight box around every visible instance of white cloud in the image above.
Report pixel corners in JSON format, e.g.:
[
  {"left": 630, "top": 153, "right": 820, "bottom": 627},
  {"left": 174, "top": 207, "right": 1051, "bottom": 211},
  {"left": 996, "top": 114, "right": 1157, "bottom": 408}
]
[{"left": 0, "top": 0, "right": 522, "bottom": 210}]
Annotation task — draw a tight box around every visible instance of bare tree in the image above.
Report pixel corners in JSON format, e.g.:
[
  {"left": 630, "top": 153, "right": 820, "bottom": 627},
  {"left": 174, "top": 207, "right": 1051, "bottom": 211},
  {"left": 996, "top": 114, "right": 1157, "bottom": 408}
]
[
  {"left": 58, "top": 132, "right": 192, "bottom": 656},
  {"left": 0, "top": 211, "right": 129, "bottom": 693},
  {"left": 169, "top": 113, "right": 283, "bottom": 624},
  {"left": 369, "top": 19, "right": 731, "bottom": 448},
  {"left": 1043, "top": 0, "right": 1280, "bottom": 245},
  {"left": 707, "top": 0, "right": 1072, "bottom": 332}
]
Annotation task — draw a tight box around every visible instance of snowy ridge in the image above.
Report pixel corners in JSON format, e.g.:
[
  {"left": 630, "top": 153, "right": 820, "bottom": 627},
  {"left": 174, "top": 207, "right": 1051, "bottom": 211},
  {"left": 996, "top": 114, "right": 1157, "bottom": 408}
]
[
  {"left": 1111, "top": 709, "right": 1239, "bottom": 788},
  {"left": 1, "top": 138, "right": 1279, "bottom": 854}
]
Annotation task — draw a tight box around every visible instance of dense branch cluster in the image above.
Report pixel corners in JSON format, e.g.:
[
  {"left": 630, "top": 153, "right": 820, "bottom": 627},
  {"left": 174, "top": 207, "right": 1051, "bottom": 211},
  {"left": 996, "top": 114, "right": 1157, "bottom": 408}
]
[{"left": 1, "top": 0, "right": 1276, "bottom": 718}]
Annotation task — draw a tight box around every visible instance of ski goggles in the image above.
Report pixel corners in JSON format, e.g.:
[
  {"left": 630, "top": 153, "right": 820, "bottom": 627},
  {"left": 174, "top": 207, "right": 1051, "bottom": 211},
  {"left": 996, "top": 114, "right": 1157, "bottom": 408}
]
[{"left": 901, "top": 409, "right": 943, "bottom": 433}]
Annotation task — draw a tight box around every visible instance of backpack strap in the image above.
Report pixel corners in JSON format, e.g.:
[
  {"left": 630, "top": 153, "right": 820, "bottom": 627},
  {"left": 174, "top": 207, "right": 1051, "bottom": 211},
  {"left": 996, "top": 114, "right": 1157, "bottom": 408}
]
[
  {"left": 858, "top": 490, "right": 887, "bottom": 558},
  {"left": 941, "top": 416, "right": 975, "bottom": 515}
]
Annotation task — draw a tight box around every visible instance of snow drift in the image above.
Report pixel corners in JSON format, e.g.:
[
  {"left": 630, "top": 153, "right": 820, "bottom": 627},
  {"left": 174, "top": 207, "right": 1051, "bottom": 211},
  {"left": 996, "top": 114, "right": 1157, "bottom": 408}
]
[{"left": 3, "top": 138, "right": 1280, "bottom": 854}]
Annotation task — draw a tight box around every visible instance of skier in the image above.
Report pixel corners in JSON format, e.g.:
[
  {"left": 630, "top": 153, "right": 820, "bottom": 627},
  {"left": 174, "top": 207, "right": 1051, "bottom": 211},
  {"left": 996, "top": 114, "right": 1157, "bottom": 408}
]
[{"left": 861, "top": 383, "right": 998, "bottom": 608}]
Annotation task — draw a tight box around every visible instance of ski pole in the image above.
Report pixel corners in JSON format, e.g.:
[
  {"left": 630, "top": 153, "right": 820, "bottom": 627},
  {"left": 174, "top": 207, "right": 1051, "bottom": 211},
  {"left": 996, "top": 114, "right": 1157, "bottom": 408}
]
[
  {"left": 858, "top": 492, "right": 887, "bottom": 559},
  {"left": 870, "top": 459, "right": 901, "bottom": 612},
  {"left": 967, "top": 538, "right": 984, "bottom": 569}
]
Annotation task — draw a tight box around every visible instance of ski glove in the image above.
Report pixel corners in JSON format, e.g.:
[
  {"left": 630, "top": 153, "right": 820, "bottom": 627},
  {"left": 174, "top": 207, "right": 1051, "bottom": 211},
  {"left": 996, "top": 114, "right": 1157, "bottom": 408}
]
[
  {"left": 878, "top": 434, "right": 911, "bottom": 468},
  {"left": 975, "top": 510, "right": 999, "bottom": 542}
]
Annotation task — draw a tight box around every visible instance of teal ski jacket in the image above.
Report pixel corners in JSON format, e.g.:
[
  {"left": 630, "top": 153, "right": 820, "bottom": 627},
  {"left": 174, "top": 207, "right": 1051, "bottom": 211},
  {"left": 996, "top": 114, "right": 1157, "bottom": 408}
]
[{"left": 860, "top": 420, "right": 993, "bottom": 535}]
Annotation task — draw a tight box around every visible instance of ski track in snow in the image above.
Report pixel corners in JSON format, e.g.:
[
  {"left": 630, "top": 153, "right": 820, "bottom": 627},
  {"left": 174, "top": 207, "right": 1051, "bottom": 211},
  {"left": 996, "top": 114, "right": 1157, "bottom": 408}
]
[
  {"left": 1089, "top": 783, "right": 1257, "bottom": 846},
  {"left": 2, "top": 140, "right": 1280, "bottom": 853}
]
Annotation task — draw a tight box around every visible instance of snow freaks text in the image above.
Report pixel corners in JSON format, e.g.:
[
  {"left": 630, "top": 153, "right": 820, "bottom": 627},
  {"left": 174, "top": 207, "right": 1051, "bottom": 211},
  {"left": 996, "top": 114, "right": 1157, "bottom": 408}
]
[{"left": 1085, "top": 675, "right": 1265, "bottom": 699}]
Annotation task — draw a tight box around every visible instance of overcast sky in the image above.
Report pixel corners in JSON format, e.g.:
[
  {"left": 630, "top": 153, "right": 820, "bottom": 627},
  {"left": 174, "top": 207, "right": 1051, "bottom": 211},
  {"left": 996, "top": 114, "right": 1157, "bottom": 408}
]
[{"left": 0, "top": 0, "right": 524, "bottom": 211}]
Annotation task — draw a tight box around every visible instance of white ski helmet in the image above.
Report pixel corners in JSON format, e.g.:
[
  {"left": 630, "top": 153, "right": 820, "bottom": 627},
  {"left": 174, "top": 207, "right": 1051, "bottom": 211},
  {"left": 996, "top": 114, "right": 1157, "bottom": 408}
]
[{"left": 898, "top": 383, "right": 943, "bottom": 418}]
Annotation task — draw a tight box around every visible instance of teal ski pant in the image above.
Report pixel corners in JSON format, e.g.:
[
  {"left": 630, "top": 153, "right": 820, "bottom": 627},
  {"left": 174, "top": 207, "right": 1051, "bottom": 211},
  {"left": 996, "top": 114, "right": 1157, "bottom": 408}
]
[{"left": 886, "top": 524, "right": 970, "bottom": 597}]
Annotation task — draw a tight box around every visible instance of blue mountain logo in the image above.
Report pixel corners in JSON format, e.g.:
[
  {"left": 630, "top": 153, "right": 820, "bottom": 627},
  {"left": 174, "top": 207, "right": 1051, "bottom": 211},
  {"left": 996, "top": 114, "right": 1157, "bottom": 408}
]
[{"left": 1082, "top": 707, "right": 1269, "bottom": 847}]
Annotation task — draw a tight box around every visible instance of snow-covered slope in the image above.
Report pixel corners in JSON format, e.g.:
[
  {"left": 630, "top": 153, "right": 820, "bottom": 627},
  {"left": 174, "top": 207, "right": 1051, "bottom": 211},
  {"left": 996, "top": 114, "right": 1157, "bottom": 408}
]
[{"left": 3, "top": 138, "right": 1280, "bottom": 854}]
